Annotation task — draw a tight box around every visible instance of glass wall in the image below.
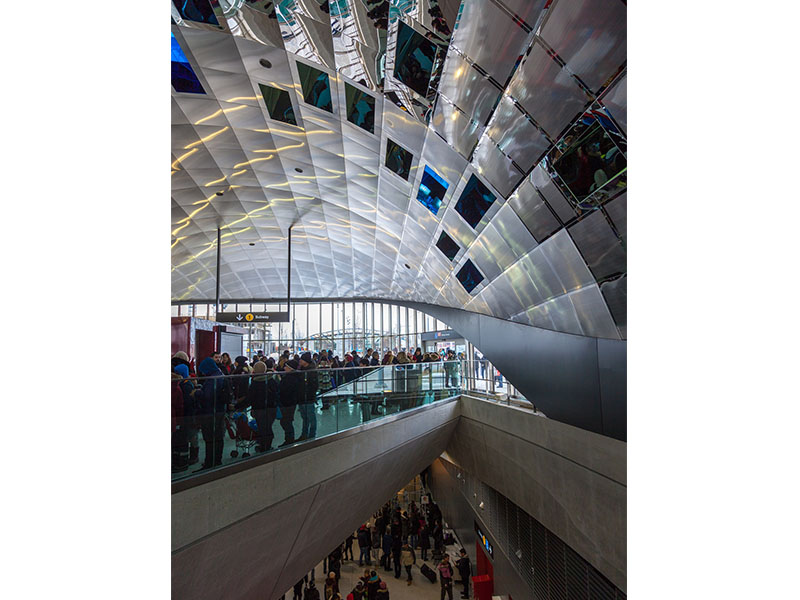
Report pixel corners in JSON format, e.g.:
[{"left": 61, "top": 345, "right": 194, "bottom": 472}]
[{"left": 171, "top": 300, "right": 451, "bottom": 360}]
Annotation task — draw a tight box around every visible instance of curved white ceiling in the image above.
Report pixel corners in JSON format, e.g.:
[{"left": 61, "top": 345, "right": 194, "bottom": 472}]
[{"left": 171, "top": 0, "right": 627, "bottom": 339}]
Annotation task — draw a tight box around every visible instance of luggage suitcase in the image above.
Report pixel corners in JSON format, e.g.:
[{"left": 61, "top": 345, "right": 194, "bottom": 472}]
[{"left": 420, "top": 563, "right": 437, "bottom": 584}]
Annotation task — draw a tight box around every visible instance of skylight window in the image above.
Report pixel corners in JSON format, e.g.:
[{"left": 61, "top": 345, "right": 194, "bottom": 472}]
[
  {"left": 456, "top": 260, "right": 484, "bottom": 294},
  {"left": 259, "top": 83, "right": 297, "bottom": 126},
  {"left": 345, "top": 83, "right": 375, "bottom": 133},
  {"left": 296, "top": 62, "right": 333, "bottom": 113},
  {"left": 454, "top": 174, "right": 496, "bottom": 229},
  {"left": 416, "top": 165, "right": 448, "bottom": 216},
  {"left": 385, "top": 139, "right": 413, "bottom": 180},
  {"left": 171, "top": 33, "right": 205, "bottom": 95},
  {"left": 436, "top": 232, "right": 460, "bottom": 261}
]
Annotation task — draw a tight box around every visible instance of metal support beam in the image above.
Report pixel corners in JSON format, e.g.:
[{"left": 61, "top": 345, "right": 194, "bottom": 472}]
[{"left": 215, "top": 227, "right": 221, "bottom": 314}]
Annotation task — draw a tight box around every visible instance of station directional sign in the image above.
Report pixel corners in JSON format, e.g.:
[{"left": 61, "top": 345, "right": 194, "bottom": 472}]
[{"left": 216, "top": 311, "right": 290, "bottom": 323}]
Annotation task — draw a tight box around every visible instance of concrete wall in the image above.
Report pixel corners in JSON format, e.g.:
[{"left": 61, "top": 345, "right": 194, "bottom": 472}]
[
  {"left": 445, "top": 396, "right": 626, "bottom": 592},
  {"left": 172, "top": 400, "right": 460, "bottom": 600},
  {"left": 427, "top": 459, "right": 533, "bottom": 600}
]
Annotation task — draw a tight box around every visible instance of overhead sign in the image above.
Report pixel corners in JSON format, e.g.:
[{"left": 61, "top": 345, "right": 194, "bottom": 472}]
[
  {"left": 474, "top": 521, "right": 494, "bottom": 559},
  {"left": 421, "top": 329, "right": 462, "bottom": 341},
  {"left": 216, "top": 311, "right": 290, "bottom": 323}
]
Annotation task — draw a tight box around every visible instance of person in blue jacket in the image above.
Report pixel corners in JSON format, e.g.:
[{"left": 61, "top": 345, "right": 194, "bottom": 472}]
[{"left": 196, "top": 357, "right": 230, "bottom": 470}]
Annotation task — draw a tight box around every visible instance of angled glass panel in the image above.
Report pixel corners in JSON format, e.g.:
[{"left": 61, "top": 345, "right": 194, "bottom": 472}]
[
  {"left": 436, "top": 231, "right": 460, "bottom": 261},
  {"left": 258, "top": 83, "right": 297, "bottom": 125},
  {"left": 345, "top": 83, "right": 375, "bottom": 133},
  {"left": 171, "top": 33, "right": 205, "bottom": 94},
  {"left": 385, "top": 139, "right": 413, "bottom": 180},
  {"left": 454, "top": 174, "right": 496, "bottom": 229},
  {"left": 546, "top": 111, "right": 627, "bottom": 210},
  {"left": 416, "top": 165, "right": 448, "bottom": 216},
  {"left": 296, "top": 62, "right": 333, "bottom": 113},
  {"left": 172, "top": 0, "right": 220, "bottom": 26},
  {"left": 456, "top": 259, "right": 484, "bottom": 294},
  {"left": 393, "top": 21, "right": 437, "bottom": 96}
]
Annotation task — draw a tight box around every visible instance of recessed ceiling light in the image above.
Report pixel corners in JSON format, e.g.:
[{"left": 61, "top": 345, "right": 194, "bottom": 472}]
[
  {"left": 404, "top": 263, "right": 411, "bottom": 269},
  {"left": 216, "top": 191, "right": 224, "bottom": 196},
  {"left": 295, "top": 168, "right": 303, "bottom": 173},
  {"left": 259, "top": 58, "right": 272, "bottom": 68},
  {"left": 249, "top": 242, "right": 255, "bottom": 246}
]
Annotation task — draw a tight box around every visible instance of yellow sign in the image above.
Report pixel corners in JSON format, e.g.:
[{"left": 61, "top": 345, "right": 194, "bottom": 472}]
[{"left": 245, "top": 313, "right": 254, "bottom": 322}]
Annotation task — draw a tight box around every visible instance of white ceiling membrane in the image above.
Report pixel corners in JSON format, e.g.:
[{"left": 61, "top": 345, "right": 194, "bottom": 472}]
[{"left": 171, "top": 0, "right": 627, "bottom": 339}]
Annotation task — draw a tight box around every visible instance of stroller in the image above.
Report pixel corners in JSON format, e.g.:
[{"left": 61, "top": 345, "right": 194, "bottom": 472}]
[{"left": 225, "top": 411, "right": 259, "bottom": 458}]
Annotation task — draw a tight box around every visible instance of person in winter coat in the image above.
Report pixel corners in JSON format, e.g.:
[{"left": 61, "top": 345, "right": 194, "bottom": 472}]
[
  {"left": 173, "top": 363, "right": 200, "bottom": 465},
  {"left": 278, "top": 359, "right": 300, "bottom": 446},
  {"left": 172, "top": 350, "right": 194, "bottom": 376},
  {"left": 418, "top": 522, "right": 431, "bottom": 561},
  {"left": 297, "top": 352, "right": 318, "bottom": 441},
  {"left": 391, "top": 536, "right": 403, "bottom": 579},
  {"left": 357, "top": 525, "right": 372, "bottom": 566},
  {"left": 231, "top": 355, "right": 251, "bottom": 401},
  {"left": 349, "top": 581, "right": 366, "bottom": 600},
  {"left": 412, "top": 348, "right": 423, "bottom": 363},
  {"left": 323, "top": 573, "right": 339, "bottom": 600},
  {"left": 304, "top": 580, "right": 320, "bottom": 600},
  {"left": 381, "top": 528, "right": 393, "bottom": 572},
  {"left": 371, "top": 525, "right": 382, "bottom": 564},
  {"left": 235, "top": 359, "right": 278, "bottom": 451},
  {"left": 437, "top": 555, "right": 454, "bottom": 600},
  {"left": 456, "top": 549, "right": 471, "bottom": 599},
  {"left": 220, "top": 352, "right": 233, "bottom": 375},
  {"left": 195, "top": 357, "right": 230, "bottom": 470},
  {"left": 400, "top": 541, "right": 416, "bottom": 585},
  {"left": 366, "top": 571, "right": 381, "bottom": 600},
  {"left": 374, "top": 581, "right": 389, "bottom": 600}
]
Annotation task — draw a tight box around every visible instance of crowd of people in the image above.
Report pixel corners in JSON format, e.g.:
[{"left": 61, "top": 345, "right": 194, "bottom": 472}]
[
  {"left": 171, "top": 347, "right": 464, "bottom": 473},
  {"left": 282, "top": 498, "right": 472, "bottom": 600}
]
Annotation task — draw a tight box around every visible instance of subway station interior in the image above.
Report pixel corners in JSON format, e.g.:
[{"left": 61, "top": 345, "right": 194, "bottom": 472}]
[{"left": 171, "top": 1, "right": 626, "bottom": 599}]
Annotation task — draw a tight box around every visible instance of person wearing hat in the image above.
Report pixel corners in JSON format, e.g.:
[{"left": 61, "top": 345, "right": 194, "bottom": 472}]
[
  {"left": 278, "top": 359, "right": 300, "bottom": 447},
  {"left": 366, "top": 570, "right": 381, "bottom": 600},
  {"left": 195, "top": 357, "right": 228, "bottom": 470},
  {"left": 323, "top": 572, "right": 339, "bottom": 600},
  {"left": 296, "top": 351, "right": 318, "bottom": 442},
  {"left": 173, "top": 362, "right": 200, "bottom": 465},
  {"left": 235, "top": 359, "right": 278, "bottom": 452},
  {"left": 374, "top": 581, "right": 389, "bottom": 600},
  {"left": 172, "top": 350, "right": 194, "bottom": 376},
  {"left": 349, "top": 580, "right": 366, "bottom": 600}
]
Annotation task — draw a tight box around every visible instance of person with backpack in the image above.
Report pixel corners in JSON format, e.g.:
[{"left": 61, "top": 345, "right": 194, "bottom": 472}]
[
  {"left": 437, "top": 555, "right": 454, "bottom": 600},
  {"left": 456, "top": 548, "right": 471, "bottom": 599},
  {"left": 400, "top": 540, "right": 416, "bottom": 585}
]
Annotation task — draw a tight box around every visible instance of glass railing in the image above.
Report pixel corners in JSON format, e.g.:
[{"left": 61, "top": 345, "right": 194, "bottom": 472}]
[{"left": 171, "top": 362, "right": 464, "bottom": 480}]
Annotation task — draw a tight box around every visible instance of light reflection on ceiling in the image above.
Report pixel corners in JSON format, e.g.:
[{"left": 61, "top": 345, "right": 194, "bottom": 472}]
[{"left": 172, "top": 0, "right": 627, "bottom": 339}]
